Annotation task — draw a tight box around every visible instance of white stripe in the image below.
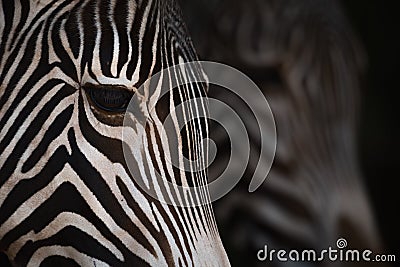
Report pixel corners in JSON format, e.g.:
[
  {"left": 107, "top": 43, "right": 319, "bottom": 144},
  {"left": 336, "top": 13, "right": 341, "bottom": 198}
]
[
  {"left": 8, "top": 212, "right": 124, "bottom": 261},
  {"left": 27, "top": 245, "right": 109, "bottom": 267}
]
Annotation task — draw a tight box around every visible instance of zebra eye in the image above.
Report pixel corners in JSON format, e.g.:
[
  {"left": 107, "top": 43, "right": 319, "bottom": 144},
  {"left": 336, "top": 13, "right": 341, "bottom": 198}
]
[{"left": 84, "top": 84, "right": 132, "bottom": 112}]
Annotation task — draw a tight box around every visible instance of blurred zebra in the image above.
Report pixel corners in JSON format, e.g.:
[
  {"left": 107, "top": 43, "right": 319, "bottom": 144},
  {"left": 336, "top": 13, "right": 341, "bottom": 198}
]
[{"left": 181, "top": 0, "right": 386, "bottom": 266}]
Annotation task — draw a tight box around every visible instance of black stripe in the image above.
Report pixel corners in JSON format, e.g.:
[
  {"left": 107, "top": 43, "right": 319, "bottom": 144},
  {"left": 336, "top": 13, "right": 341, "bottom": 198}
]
[
  {"left": 99, "top": 0, "right": 116, "bottom": 78},
  {"left": 0, "top": 0, "right": 15, "bottom": 66},
  {"left": 0, "top": 145, "right": 69, "bottom": 247},
  {"left": 126, "top": 1, "right": 145, "bottom": 81},
  {"left": 22, "top": 105, "right": 73, "bottom": 173},
  {"left": 67, "top": 128, "right": 156, "bottom": 258},
  {"left": 0, "top": 21, "right": 44, "bottom": 113},
  {"left": 9, "top": 0, "right": 30, "bottom": 46},
  {"left": 12, "top": 182, "right": 122, "bottom": 266},
  {"left": 0, "top": 83, "right": 75, "bottom": 188},
  {"left": 80, "top": 0, "right": 98, "bottom": 80},
  {"left": 51, "top": 5, "right": 79, "bottom": 82},
  {"left": 114, "top": 0, "right": 130, "bottom": 76}
]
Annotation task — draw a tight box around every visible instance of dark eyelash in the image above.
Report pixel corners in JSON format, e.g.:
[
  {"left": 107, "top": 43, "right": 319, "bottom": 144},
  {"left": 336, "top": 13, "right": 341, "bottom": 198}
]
[{"left": 83, "top": 84, "right": 133, "bottom": 113}]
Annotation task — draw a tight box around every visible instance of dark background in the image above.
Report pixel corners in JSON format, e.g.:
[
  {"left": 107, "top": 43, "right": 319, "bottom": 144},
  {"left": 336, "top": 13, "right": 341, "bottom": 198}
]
[{"left": 341, "top": 0, "right": 399, "bottom": 258}]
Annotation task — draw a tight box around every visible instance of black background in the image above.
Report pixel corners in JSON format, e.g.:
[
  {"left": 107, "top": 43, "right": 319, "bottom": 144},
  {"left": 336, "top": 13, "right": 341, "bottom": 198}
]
[{"left": 342, "top": 0, "right": 399, "bottom": 259}]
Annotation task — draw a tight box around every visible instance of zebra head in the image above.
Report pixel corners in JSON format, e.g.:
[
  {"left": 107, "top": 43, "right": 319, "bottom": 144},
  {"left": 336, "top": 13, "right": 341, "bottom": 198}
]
[{"left": 0, "top": 0, "right": 229, "bottom": 266}]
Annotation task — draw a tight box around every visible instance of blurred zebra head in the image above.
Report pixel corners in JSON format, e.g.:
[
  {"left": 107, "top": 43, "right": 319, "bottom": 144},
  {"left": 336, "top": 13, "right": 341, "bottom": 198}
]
[{"left": 181, "top": 0, "right": 386, "bottom": 266}]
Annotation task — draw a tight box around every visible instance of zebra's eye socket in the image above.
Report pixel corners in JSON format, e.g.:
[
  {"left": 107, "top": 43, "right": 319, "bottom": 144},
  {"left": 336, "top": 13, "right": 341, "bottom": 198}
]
[{"left": 84, "top": 84, "right": 132, "bottom": 113}]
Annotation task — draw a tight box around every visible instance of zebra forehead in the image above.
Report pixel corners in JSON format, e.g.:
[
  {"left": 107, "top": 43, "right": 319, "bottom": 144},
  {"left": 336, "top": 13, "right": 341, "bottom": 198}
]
[{"left": 59, "top": 0, "right": 177, "bottom": 91}]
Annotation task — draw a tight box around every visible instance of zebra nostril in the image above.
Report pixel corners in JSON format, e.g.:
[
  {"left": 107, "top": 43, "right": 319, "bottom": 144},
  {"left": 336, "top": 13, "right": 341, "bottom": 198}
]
[{"left": 83, "top": 83, "right": 133, "bottom": 113}]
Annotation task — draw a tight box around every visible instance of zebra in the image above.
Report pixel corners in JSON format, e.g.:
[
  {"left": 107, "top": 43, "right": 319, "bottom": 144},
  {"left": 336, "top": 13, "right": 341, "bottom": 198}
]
[
  {"left": 0, "top": 0, "right": 229, "bottom": 266},
  {"left": 181, "top": 0, "right": 387, "bottom": 266}
]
